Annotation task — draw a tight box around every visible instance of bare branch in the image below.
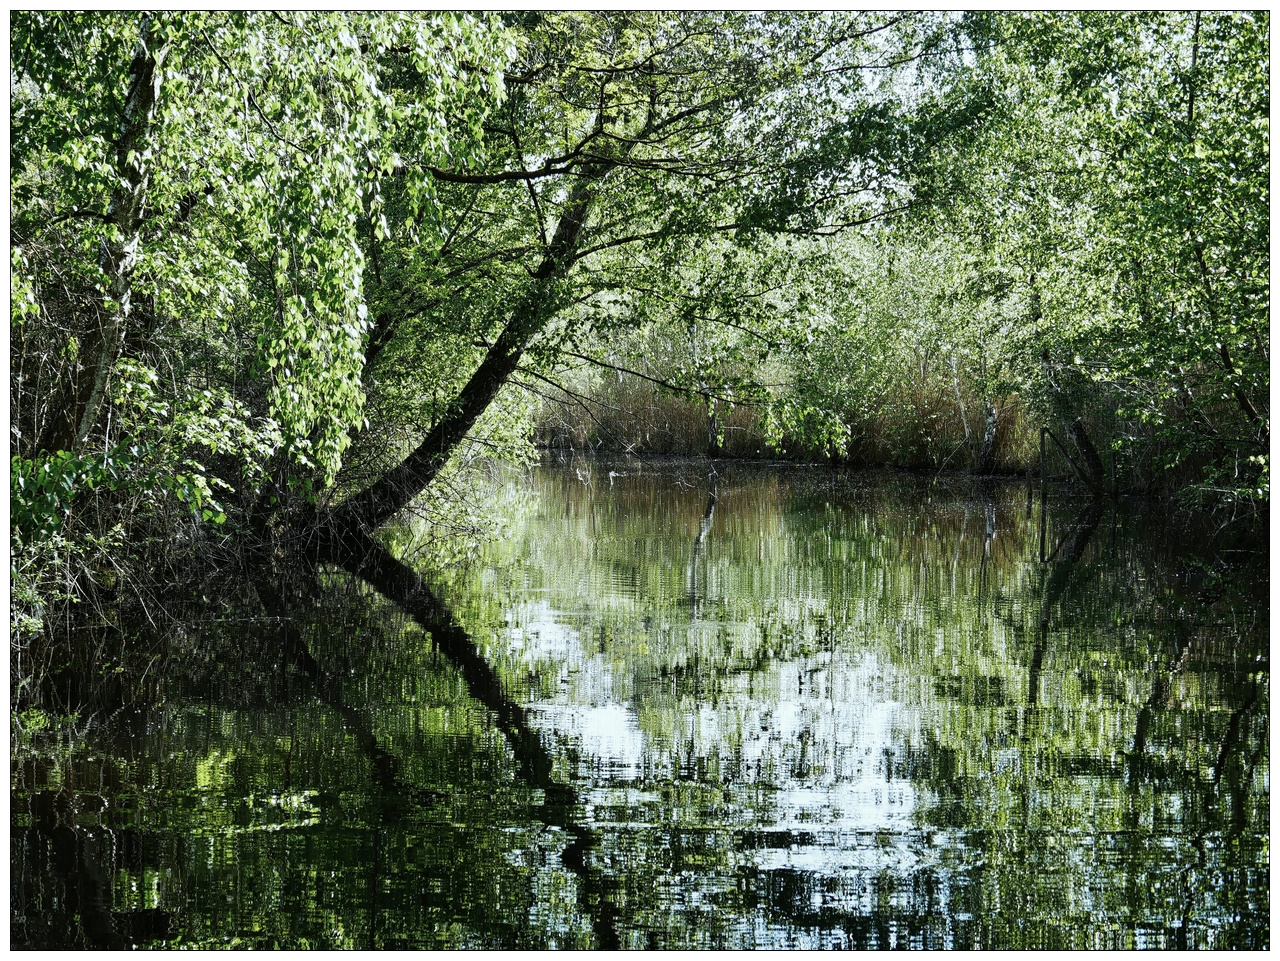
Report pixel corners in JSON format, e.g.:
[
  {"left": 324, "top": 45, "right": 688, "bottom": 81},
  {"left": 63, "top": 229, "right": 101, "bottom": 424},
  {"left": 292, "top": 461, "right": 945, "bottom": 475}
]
[{"left": 553, "top": 349, "right": 763, "bottom": 409}]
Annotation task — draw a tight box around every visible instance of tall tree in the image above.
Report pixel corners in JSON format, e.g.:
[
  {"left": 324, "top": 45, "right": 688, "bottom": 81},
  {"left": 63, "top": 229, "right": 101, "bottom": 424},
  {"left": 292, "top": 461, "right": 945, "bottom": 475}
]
[{"left": 325, "top": 10, "right": 960, "bottom": 539}]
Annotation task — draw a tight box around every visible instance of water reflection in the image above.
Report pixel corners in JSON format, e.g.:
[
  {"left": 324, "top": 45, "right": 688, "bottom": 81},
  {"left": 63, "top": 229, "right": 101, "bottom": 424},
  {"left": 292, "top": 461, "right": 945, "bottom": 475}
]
[{"left": 11, "top": 462, "right": 1269, "bottom": 949}]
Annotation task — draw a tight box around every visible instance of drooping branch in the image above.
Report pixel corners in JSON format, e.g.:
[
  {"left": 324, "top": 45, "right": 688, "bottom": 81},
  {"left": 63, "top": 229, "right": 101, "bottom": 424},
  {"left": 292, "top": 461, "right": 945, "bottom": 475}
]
[{"left": 555, "top": 348, "right": 766, "bottom": 409}]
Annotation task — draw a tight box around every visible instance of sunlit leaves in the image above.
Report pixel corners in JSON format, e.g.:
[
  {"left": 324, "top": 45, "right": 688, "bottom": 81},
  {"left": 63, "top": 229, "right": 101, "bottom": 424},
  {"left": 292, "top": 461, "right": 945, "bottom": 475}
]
[
  {"left": 799, "top": 11, "right": 1271, "bottom": 497},
  {"left": 138, "top": 12, "right": 511, "bottom": 485},
  {"left": 12, "top": 11, "right": 514, "bottom": 520}
]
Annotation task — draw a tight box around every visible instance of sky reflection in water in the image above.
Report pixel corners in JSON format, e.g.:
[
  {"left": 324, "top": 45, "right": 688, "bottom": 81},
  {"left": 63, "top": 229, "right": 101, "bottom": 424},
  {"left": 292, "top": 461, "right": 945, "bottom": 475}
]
[{"left": 11, "top": 461, "right": 1269, "bottom": 949}]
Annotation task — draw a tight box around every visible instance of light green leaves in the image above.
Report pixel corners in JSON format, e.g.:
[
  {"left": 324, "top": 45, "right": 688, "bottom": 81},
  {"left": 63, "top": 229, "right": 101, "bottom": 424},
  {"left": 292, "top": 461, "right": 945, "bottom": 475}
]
[{"left": 12, "top": 11, "right": 515, "bottom": 519}]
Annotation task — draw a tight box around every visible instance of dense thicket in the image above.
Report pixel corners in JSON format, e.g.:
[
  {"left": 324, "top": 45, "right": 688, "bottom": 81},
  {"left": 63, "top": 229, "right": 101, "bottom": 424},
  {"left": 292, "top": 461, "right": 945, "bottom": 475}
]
[
  {"left": 10, "top": 11, "right": 1268, "bottom": 633},
  {"left": 549, "top": 12, "right": 1269, "bottom": 503}
]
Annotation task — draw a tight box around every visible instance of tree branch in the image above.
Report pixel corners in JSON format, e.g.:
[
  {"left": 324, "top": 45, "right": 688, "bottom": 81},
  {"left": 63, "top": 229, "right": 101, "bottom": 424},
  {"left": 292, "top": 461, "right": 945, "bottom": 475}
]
[{"left": 553, "top": 349, "right": 761, "bottom": 408}]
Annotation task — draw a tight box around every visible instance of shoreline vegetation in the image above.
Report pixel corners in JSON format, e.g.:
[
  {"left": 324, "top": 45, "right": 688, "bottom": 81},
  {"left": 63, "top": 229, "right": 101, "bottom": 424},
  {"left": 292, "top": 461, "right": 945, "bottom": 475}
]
[{"left": 533, "top": 380, "right": 1037, "bottom": 475}]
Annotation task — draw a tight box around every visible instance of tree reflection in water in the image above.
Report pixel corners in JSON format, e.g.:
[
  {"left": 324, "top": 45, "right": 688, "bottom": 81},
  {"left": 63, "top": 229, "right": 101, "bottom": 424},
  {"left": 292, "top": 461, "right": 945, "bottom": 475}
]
[{"left": 11, "top": 463, "right": 1269, "bottom": 949}]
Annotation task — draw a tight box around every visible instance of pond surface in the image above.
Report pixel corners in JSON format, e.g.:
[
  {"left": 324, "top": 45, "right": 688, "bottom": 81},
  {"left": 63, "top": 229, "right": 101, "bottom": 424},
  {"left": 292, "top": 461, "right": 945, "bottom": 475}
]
[{"left": 12, "top": 461, "right": 1269, "bottom": 949}]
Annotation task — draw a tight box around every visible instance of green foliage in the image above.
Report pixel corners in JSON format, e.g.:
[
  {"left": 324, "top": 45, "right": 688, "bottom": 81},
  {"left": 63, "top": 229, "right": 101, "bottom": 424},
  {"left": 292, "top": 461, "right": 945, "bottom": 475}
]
[
  {"left": 728, "top": 10, "right": 1269, "bottom": 495},
  {"left": 141, "top": 12, "right": 508, "bottom": 483},
  {"left": 10, "top": 11, "right": 1267, "bottom": 635},
  {"left": 944, "top": 11, "right": 1269, "bottom": 499},
  {"left": 12, "top": 451, "right": 115, "bottom": 543},
  {"left": 12, "top": 10, "right": 510, "bottom": 473},
  {"left": 11, "top": 11, "right": 516, "bottom": 623}
]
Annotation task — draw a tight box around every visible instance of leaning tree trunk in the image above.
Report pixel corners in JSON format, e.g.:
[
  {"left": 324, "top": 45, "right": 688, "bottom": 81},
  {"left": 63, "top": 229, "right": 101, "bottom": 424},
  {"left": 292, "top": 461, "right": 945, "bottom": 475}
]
[
  {"left": 322, "top": 167, "right": 609, "bottom": 542},
  {"left": 39, "top": 16, "right": 165, "bottom": 455}
]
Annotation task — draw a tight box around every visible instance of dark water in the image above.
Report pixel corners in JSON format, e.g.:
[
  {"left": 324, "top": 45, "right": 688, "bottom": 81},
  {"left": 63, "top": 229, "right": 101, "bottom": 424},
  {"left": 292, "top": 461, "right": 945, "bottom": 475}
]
[{"left": 12, "top": 462, "right": 1269, "bottom": 949}]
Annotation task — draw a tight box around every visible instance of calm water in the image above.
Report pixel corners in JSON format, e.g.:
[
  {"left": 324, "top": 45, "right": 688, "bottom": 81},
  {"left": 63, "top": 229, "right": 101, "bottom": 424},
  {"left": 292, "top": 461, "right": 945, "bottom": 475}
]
[{"left": 12, "top": 461, "right": 1269, "bottom": 949}]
